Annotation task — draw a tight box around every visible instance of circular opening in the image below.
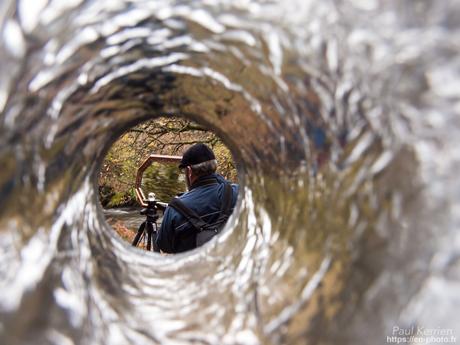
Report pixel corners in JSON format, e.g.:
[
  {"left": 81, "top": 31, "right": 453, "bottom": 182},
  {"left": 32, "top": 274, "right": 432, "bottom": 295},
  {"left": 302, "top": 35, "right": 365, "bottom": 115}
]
[{"left": 98, "top": 115, "right": 239, "bottom": 254}]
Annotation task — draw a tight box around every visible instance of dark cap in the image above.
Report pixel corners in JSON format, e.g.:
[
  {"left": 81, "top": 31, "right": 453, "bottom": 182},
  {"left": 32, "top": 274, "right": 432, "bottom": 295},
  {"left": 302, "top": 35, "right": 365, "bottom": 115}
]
[{"left": 179, "top": 143, "right": 216, "bottom": 168}]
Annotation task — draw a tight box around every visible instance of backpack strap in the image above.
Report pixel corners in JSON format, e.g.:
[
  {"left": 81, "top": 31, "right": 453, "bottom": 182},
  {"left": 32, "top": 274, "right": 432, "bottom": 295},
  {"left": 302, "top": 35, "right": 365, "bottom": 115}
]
[
  {"left": 168, "top": 198, "right": 209, "bottom": 232},
  {"left": 213, "top": 183, "right": 233, "bottom": 227},
  {"left": 222, "top": 183, "right": 233, "bottom": 214},
  {"left": 168, "top": 183, "right": 233, "bottom": 232}
]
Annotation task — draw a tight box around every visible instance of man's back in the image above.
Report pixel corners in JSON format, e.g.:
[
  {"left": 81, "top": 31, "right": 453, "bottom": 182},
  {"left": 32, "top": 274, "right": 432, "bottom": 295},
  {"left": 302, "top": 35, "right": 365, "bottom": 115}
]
[{"left": 156, "top": 173, "right": 238, "bottom": 253}]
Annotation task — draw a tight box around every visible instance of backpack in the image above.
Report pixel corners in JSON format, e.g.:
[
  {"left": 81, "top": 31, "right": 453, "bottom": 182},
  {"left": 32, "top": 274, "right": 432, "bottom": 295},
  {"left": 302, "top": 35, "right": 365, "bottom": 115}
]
[{"left": 168, "top": 182, "right": 233, "bottom": 247}]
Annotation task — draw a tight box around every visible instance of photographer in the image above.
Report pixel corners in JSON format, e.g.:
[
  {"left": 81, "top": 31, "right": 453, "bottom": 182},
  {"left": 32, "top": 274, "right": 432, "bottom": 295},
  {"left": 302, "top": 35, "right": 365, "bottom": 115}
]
[{"left": 155, "top": 143, "right": 239, "bottom": 253}]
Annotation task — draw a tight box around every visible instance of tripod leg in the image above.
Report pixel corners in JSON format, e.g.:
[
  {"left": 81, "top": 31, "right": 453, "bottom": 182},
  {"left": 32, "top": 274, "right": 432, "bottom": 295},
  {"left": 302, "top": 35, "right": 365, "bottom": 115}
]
[
  {"left": 152, "top": 223, "right": 160, "bottom": 252},
  {"left": 146, "top": 222, "right": 154, "bottom": 251},
  {"left": 132, "top": 222, "right": 146, "bottom": 247}
]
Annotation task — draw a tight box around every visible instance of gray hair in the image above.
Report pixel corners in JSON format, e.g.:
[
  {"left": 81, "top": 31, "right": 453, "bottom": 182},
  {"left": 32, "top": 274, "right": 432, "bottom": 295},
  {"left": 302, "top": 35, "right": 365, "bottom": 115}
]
[{"left": 190, "top": 159, "right": 218, "bottom": 176}]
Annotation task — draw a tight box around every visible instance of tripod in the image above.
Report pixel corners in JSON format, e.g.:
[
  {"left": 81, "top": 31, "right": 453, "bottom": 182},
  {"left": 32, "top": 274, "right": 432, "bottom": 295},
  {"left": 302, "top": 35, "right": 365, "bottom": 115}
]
[{"left": 132, "top": 200, "right": 163, "bottom": 252}]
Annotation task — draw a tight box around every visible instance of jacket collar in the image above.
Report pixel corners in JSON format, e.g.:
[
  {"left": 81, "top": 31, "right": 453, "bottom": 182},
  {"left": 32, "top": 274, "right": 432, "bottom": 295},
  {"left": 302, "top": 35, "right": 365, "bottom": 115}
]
[{"left": 189, "top": 174, "right": 218, "bottom": 191}]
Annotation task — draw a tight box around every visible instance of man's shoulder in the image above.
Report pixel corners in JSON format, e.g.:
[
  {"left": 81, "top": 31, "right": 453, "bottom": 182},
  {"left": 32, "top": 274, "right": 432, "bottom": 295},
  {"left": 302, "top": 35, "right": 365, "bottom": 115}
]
[
  {"left": 230, "top": 182, "right": 239, "bottom": 190},
  {"left": 177, "top": 189, "right": 199, "bottom": 202},
  {"left": 168, "top": 190, "right": 203, "bottom": 216}
]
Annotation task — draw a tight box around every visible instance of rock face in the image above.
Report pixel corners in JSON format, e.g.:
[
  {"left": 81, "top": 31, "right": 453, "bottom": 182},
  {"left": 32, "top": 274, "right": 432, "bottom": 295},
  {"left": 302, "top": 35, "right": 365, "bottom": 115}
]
[{"left": 0, "top": 1, "right": 459, "bottom": 345}]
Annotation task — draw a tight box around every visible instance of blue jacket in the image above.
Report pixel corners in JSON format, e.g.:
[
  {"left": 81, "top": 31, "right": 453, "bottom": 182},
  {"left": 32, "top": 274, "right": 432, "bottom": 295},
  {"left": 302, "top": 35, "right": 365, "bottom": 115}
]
[{"left": 156, "top": 173, "right": 239, "bottom": 253}]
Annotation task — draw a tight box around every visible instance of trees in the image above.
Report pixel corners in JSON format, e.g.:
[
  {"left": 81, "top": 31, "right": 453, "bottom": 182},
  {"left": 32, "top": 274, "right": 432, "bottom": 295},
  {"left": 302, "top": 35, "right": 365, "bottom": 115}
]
[{"left": 99, "top": 116, "right": 237, "bottom": 207}]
